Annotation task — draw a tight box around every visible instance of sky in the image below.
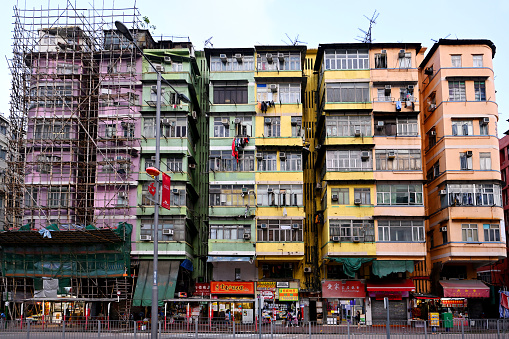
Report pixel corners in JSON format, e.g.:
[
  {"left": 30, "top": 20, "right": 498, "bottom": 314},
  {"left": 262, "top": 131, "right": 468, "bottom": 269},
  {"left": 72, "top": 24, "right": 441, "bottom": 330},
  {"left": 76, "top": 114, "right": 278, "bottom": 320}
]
[{"left": 2, "top": 0, "right": 508, "bottom": 135}]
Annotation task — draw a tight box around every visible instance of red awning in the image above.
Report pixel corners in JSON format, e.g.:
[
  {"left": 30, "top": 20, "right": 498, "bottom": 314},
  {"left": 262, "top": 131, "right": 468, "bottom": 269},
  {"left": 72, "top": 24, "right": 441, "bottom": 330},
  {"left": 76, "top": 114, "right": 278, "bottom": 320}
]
[
  {"left": 366, "top": 279, "right": 416, "bottom": 292},
  {"left": 439, "top": 280, "right": 490, "bottom": 298}
]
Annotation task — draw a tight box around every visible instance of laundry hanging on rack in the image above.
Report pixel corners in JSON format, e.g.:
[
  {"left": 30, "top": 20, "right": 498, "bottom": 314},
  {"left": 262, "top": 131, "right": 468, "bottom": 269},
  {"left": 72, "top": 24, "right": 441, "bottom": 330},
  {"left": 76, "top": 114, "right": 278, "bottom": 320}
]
[{"left": 231, "top": 138, "right": 238, "bottom": 163}]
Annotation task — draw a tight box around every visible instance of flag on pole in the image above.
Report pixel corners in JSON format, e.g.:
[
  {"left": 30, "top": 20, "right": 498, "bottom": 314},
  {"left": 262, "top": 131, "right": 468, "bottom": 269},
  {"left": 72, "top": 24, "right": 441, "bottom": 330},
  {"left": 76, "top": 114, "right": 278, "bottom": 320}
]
[{"left": 161, "top": 172, "right": 171, "bottom": 210}]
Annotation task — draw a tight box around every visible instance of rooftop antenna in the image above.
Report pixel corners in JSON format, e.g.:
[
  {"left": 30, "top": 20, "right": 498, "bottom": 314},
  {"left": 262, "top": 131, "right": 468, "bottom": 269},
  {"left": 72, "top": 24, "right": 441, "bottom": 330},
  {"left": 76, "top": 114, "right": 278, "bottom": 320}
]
[
  {"left": 282, "top": 33, "right": 307, "bottom": 46},
  {"left": 204, "top": 36, "right": 213, "bottom": 48},
  {"left": 355, "top": 10, "right": 379, "bottom": 43},
  {"left": 431, "top": 34, "right": 451, "bottom": 43}
]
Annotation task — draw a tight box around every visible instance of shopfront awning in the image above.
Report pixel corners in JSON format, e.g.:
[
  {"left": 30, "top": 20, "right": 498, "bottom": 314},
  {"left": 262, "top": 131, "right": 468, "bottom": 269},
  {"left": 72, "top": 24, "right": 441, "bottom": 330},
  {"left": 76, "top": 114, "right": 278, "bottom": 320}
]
[
  {"left": 367, "top": 279, "right": 416, "bottom": 292},
  {"left": 439, "top": 280, "right": 490, "bottom": 298},
  {"left": 207, "top": 256, "right": 252, "bottom": 262},
  {"left": 132, "top": 260, "right": 179, "bottom": 307}
]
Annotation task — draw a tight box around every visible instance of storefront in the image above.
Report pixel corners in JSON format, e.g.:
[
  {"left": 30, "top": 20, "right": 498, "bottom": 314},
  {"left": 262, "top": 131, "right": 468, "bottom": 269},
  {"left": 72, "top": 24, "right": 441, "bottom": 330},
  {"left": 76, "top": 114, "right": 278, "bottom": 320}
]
[
  {"left": 257, "top": 281, "right": 299, "bottom": 325},
  {"left": 322, "top": 280, "right": 366, "bottom": 325},
  {"left": 366, "top": 279, "right": 415, "bottom": 323},
  {"left": 439, "top": 280, "right": 490, "bottom": 319},
  {"left": 211, "top": 281, "right": 255, "bottom": 324}
]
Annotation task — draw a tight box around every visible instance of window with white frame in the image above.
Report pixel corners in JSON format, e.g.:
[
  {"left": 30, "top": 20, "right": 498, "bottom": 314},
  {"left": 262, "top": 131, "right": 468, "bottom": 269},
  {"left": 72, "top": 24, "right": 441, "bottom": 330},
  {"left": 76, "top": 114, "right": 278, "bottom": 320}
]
[
  {"left": 326, "top": 115, "right": 372, "bottom": 137},
  {"left": 462, "top": 224, "right": 478, "bottom": 242},
  {"left": 291, "top": 117, "right": 302, "bottom": 137},
  {"left": 36, "top": 154, "right": 61, "bottom": 173},
  {"left": 213, "top": 117, "right": 230, "bottom": 137},
  {"left": 376, "top": 184, "right": 423, "bottom": 205},
  {"left": 326, "top": 150, "right": 373, "bottom": 171},
  {"left": 480, "top": 152, "right": 492, "bottom": 170},
  {"left": 140, "top": 218, "right": 188, "bottom": 241},
  {"left": 57, "top": 63, "right": 80, "bottom": 74},
  {"left": 449, "top": 81, "right": 466, "bottom": 101},
  {"left": 257, "top": 219, "right": 303, "bottom": 242},
  {"left": 326, "top": 83, "right": 369, "bottom": 103},
  {"left": 234, "top": 116, "right": 253, "bottom": 137},
  {"left": 445, "top": 183, "right": 501, "bottom": 207},
  {"left": 264, "top": 117, "right": 280, "bottom": 137},
  {"left": 474, "top": 81, "right": 486, "bottom": 101},
  {"left": 398, "top": 52, "right": 412, "bottom": 68},
  {"left": 331, "top": 188, "right": 349, "bottom": 205},
  {"left": 378, "top": 220, "right": 425, "bottom": 242},
  {"left": 30, "top": 83, "right": 73, "bottom": 107},
  {"left": 377, "top": 88, "right": 391, "bottom": 102},
  {"left": 280, "top": 152, "right": 302, "bottom": 171},
  {"left": 473, "top": 55, "right": 483, "bottom": 67},
  {"left": 329, "top": 220, "right": 375, "bottom": 242},
  {"left": 142, "top": 117, "right": 187, "bottom": 138},
  {"left": 452, "top": 120, "right": 473, "bottom": 136},
  {"left": 210, "top": 150, "right": 252, "bottom": 172},
  {"left": 396, "top": 117, "right": 418, "bottom": 136},
  {"left": 210, "top": 55, "right": 254, "bottom": 72},
  {"left": 479, "top": 120, "right": 489, "bottom": 135},
  {"left": 375, "top": 149, "right": 422, "bottom": 171},
  {"left": 278, "top": 83, "right": 301, "bottom": 104},
  {"left": 459, "top": 152, "right": 473, "bottom": 170},
  {"left": 102, "top": 157, "right": 115, "bottom": 173},
  {"left": 257, "top": 52, "right": 300, "bottom": 71},
  {"left": 166, "top": 157, "right": 183, "bottom": 172},
  {"left": 209, "top": 184, "right": 256, "bottom": 207},
  {"left": 484, "top": 224, "right": 500, "bottom": 242},
  {"left": 451, "top": 55, "right": 462, "bottom": 68},
  {"left": 210, "top": 224, "right": 250, "bottom": 240},
  {"left": 256, "top": 151, "right": 276, "bottom": 171},
  {"left": 117, "top": 192, "right": 129, "bottom": 206},
  {"left": 354, "top": 188, "right": 371, "bottom": 204},
  {"left": 256, "top": 184, "right": 303, "bottom": 207},
  {"left": 170, "top": 62, "right": 183, "bottom": 72},
  {"left": 324, "top": 49, "right": 369, "bottom": 70},
  {"left": 48, "top": 187, "right": 69, "bottom": 208},
  {"left": 142, "top": 183, "right": 185, "bottom": 206}
]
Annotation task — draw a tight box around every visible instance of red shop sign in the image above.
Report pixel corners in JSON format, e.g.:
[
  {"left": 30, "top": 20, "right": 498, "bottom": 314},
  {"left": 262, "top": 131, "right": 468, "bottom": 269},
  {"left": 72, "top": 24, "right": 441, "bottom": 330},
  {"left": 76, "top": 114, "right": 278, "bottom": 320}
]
[
  {"left": 195, "top": 283, "right": 211, "bottom": 296},
  {"left": 322, "top": 280, "right": 366, "bottom": 299}
]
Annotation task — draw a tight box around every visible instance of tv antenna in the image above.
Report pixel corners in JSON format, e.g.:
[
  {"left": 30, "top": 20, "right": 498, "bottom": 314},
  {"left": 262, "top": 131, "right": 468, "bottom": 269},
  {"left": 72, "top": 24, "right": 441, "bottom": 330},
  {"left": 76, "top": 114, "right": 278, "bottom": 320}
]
[
  {"left": 356, "top": 10, "right": 379, "bottom": 43},
  {"left": 282, "top": 33, "right": 307, "bottom": 46},
  {"left": 204, "top": 37, "right": 213, "bottom": 48},
  {"left": 431, "top": 34, "right": 451, "bottom": 43}
]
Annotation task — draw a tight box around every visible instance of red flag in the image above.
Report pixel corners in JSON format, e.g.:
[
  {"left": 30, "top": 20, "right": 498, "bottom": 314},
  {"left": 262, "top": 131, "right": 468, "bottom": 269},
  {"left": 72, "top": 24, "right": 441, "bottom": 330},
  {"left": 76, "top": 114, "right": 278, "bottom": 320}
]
[{"left": 161, "top": 173, "right": 171, "bottom": 210}]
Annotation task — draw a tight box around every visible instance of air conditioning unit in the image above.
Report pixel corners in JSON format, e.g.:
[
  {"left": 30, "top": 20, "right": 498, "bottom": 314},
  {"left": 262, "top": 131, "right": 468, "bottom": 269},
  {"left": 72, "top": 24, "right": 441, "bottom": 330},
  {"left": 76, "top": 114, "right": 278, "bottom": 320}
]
[
  {"left": 192, "top": 111, "right": 197, "bottom": 120},
  {"left": 279, "top": 152, "right": 286, "bottom": 159},
  {"left": 408, "top": 85, "right": 415, "bottom": 90},
  {"left": 269, "top": 84, "right": 277, "bottom": 92},
  {"left": 266, "top": 53, "right": 273, "bottom": 63},
  {"left": 172, "top": 188, "right": 180, "bottom": 195},
  {"left": 219, "top": 54, "right": 227, "bottom": 63},
  {"left": 222, "top": 118, "right": 229, "bottom": 126},
  {"left": 385, "top": 85, "right": 392, "bottom": 90},
  {"left": 482, "top": 117, "right": 490, "bottom": 124},
  {"left": 361, "top": 151, "right": 370, "bottom": 160},
  {"left": 154, "top": 65, "right": 164, "bottom": 72},
  {"left": 331, "top": 194, "right": 339, "bottom": 201},
  {"left": 267, "top": 188, "right": 273, "bottom": 193},
  {"left": 256, "top": 153, "right": 263, "bottom": 159},
  {"left": 425, "top": 66, "right": 433, "bottom": 75},
  {"left": 430, "top": 130, "right": 436, "bottom": 136},
  {"left": 440, "top": 226, "right": 447, "bottom": 232},
  {"left": 284, "top": 263, "right": 293, "bottom": 269},
  {"left": 151, "top": 85, "right": 158, "bottom": 92},
  {"left": 377, "top": 121, "right": 384, "bottom": 128},
  {"left": 100, "top": 88, "right": 112, "bottom": 95},
  {"left": 332, "top": 236, "right": 340, "bottom": 242},
  {"left": 235, "top": 53, "right": 243, "bottom": 62},
  {"left": 232, "top": 118, "right": 240, "bottom": 125},
  {"left": 354, "top": 128, "right": 361, "bottom": 137},
  {"left": 440, "top": 189, "right": 447, "bottom": 195},
  {"left": 164, "top": 56, "right": 172, "bottom": 63},
  {"left": 189, "top": 163, "right": 196, "bottom": 169},
  {"left": 398, "top": 50, "right": 406, "bottom": 58},
  {"left": 304, "top": 267, "right": 312, "bottom": 273},
  {"left": 278, "top": 53, "right": 285, "bottom": 62},
  {"left": 466, "top": 151, "right": 473, "bottom": 157},
  {"left": 380, "top": 50, "right": 387, "bottom": 54},
  {"left": 388, "top": 151, "right": 396, "bottom": 159},
  {"left": 428, "top": 104, "right": 437, "bottom": 112},
  {"left": 264, "top": 118, "right": 272, "bottom": 125},
  {"left": 259, "top": 223, "right": 268, "bottom": 229},
  {"left": 354, "top": 198, "right": 362, "bottom": 205},
  {"left": 352, "top": 236, "right": 360, "bottom": 243},
  {"left": 292, "top": 223, "right": 299, "bottom": 229},
  {"left": 291, "top": 117, "right": 299, "bottom": 125},
  {"left": 243, "top": 233, "right": 251, "bottom": 240},
  {"left": 140, "top": 235, "right": 152, "bottom": 241},
  {"left": 316, "top": 183, "right": 322, "bottom": 189},
  {"left": 163, "top": 229, "right": 174, "bottom": 236},
  {"left": 262, "top": 264, "right": 269, "bottom": 270},
  {"left": 118, "top": 192, "right": 127, "bottom": 198}
]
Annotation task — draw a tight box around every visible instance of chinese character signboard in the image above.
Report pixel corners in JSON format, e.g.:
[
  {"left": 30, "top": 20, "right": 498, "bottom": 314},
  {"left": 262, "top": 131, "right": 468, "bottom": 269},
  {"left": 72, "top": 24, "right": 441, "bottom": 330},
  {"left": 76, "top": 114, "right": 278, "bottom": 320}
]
[
  {"left": 257, "top": 282, "right": 276, "bottom": 291},
  {"left": 211, "top": 281, "right": 254, "bottom": 295},
  {"left": 278, "top": 288, "right": 299, "bottom": 301},
  {"left": 195, "top": 283, "right": 210, "bottom": 296},
  {"left": 322, "top": 280, "right": 366, "bottom": 299},
  {"left": 161, "top": 173, "right": 171, "bottom": 210}
]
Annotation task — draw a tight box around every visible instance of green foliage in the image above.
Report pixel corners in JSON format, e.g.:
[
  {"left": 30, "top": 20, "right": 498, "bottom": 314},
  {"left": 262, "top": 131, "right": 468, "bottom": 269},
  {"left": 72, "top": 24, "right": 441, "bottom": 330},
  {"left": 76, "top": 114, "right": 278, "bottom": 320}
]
[{"left": 141, "top": 16, "right": 156, "bottom": 34}]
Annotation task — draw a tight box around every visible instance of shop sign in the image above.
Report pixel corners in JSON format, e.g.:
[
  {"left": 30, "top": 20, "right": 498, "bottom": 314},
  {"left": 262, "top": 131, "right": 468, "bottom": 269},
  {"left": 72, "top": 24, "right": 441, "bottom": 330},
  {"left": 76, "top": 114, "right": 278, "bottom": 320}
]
[
  {"left": 279, "top": 288, "right": 299, "bottom": 301},
  {"left": 277, "top": 282, "right": 289, "bottom": 288},
  {"left": 257, "top": 281, "right": 276, "bottom": 291},
  {"left": 322, "top": 280, "right": 365, "bottom": 299},
  {"left": 195, "top": 283, "right": 211, "bottom": 296},
  {"left": 429, "top": 312, "right": 439, "bottom": 327},
  {"left": 211, "top": 281, "right": 254, "bottom": 294},
  {"left": 443, "top": 288, "right": 489, "bottom": 298},
  {"left": 369, "top": 291, "right": 404, "bottom": 300},
  {"left": 260, "top": 290, "right": 274, "bottom": 300}
]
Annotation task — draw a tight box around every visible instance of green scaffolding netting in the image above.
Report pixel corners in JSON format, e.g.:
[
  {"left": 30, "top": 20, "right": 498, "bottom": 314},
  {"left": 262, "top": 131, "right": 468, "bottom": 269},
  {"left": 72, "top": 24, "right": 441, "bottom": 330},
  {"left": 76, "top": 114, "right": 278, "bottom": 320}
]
[
  {"left": 371, "top": 260, "right": 415, "bottom": 278},
  {"left": 328, "top": 257, "right": 374, "bottom": 278}
]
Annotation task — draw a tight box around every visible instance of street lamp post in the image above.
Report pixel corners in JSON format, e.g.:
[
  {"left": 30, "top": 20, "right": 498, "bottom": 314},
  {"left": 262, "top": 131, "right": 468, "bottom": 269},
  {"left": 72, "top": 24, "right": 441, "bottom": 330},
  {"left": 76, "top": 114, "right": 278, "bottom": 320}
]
[{"left": 115, "top": 21, "right": 190, "bottom": 339}]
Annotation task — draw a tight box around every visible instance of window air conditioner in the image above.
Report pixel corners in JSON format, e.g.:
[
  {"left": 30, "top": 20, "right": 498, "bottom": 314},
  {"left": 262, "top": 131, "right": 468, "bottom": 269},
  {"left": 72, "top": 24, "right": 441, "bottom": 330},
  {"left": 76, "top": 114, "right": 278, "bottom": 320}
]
[
  {"left": 243, "top": 233, "right": 251, "bottom": 240},
  {"left": 291, "top": 117, "right": 298, "bottom": 125},
  {"left": 304, "top": 267, "right": 312, "bottom": 273},
  {"left": 398, "top": 50, "right": 406, "bottom": 58},
  {"left": 316, "top": 183, "right": 322, "bottom": 189},
  {"left": 331, "top": 194, "right": 338, "bottom": 201},
  {"left": 292, "top": 224, "right": 299, "bottom": 229},
  {"left": 164, "top": 56, "right": 172, "bottom": 63},
  {"left": 354, "top": 128, "right": 361, "bottom": 137},
  {"left": 189, "top": 163, "right": 196, "bottom": 169},
  {"left": 385, "top": 85, "right": 392, "bottom": 90},
  {"left": 267, "top": 188, "right": 273, "bottom": 193},
  {"left": 388, "top": 151, "right": 396, "bottom": 159},
  {"left": 428, "top": 104, "right": 437, "bottom": 112},
  {"left": 262, "top": 264, "right": 269, "bottom": 270},
  {"left": 440, "top": 190, "right": 447, "bottom": 195},
  {"left": 440, "top": 226, "right": 447, "bottom": 232},
  {"left": 482, "top": 117, "right": 490, "bottom": 124},
  {"left": 377, "top": 121, "right": 384, "bottom": 128},
  {"left": 430, "top": 130, "right": 436, "bottom": 136},
  {"left": 264, "top": 118, "right": 272, "bottom": 125},
  {"left": 234, "top": 118, "right": 241, "bottom": 124},
  {"left": 154, "top": 65, "right": 164, "bottom": 72},
  {"left": 151, "top": 85, "right": 158, "bottom": 92},
  {"left": 466, "top": 151, "right": 473, "bottom": 157},
  {"left": 352, "top": 236, "right": 360, "bottom": 243},
  {"left": 118, "top": 192, "right": 127, "bottom": 198},
  {"left": 192, "top": 111, "right": 197, "bottom": 120},
  {"left": 259, "top": 223, "right": 268, "bottom": 229},
  {"left": 408, "top": 85, "right": 415, "bottom": 90},
  {"left": 380, "top": 50, "right": 387, "bottom": 54},
  {"left": 140, "top": 235, "right": 152, "bottom": 241},
  {"left": 235, "top": 53, "right": 243, "bottom": 62},
  {"left": 163, "top": 229, "right": 174, "bottom": 236},
  {"left": 162, "top": 118, "right": 171, "bottom": 125},
  {"left": 361, "top": 151, "right": 370, "bottom": 159},
  {"left": 266, "top": 53, "right": 273, "bottom": 63},
  {"left": 279, "top": 152, "right": 286, "bottom": 159},
  {"left": 354, "top": 198, "right": 362, "bottom": 205},
  {"left": 269, "top": 84, "right": 278, "bottom": 92},
  {"left": 278, "top": 53, "right": 285, "bottom": 62},
  {"left": 425, "top": 66, "right": 433, "bottom": 75},
  {"left": 220, "top": 54, "right": 227, "bottom": 63},
  {"left": 332, "top": 236, "right": 340, "bottom": 242},
  {"left": 256, "top": 153, "right": 263, "bottom": 159},
  {"left": 172, "top": 188, "right": 180, "bottom": 195},
  {"left": 222, "top": 118, "right": 229, "bottom": 126}
]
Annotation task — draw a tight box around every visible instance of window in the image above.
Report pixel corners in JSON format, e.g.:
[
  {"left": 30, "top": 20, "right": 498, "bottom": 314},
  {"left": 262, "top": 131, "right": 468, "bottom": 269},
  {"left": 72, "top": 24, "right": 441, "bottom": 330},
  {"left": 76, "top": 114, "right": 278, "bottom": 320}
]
[
  {"left": 34, "top": 123, "right": 71, "bottom": 140},
  {"left": 57, "top": 63, "right": 79, "bottom": 74},
  {"left": 142, "top": 183, "right": 185, "bottom": 206},
  {"left": 396, "top": 117, "right": 418, "bottom": 136},
  {"left": 262, "top": 264, "right": 293, "bottom": 279},
  {"left": 291, "top": 117, "right": 302, "bottom": 137},
  {"left": 474, "top": 81, "right": 486, "bottom": 101},
  {"left": 354, "top": 188, "right": 370, "bottom": 205},
  {"left": 257, "top": 219, "right": 303, "bottom": 242},
  {"left": 123, "top": 123, "right": 135, "bottom": 138},
  {"left": 280, "top": 152, "right": 302, "bottom": 171},
  {"left": 148, "top": 89, "right": 180, "bottom": 106},
  {"left": 473, "top": 55, "right": 483, "bottom": 67},
  {"left": 480, "top": 152, "right": 491, "bottom": 170},
  {"left": 170, "top": 62, "right": 183, "bottom": 72},
  {"left": 480, "top": 120, "right": 489, "bottom": 135},
  {"left": 256, "top": 152, "right": 276, "bottom": 171},
  {"left": 452, "top": 120, "right": 473, "bottom": 136},
  {"left": 446, "top": 183, "right": 501, "bottom": 207},
  {"left": 105, "top": 124, "right": 116, "bottom": 138},
  {"left": 24, "top": 187, "right": 38, "bottom": 207},
  {"left": 331, "top": 188, "right": 349, "bottom": 205},
  {"left": 140, "top": 218, "right": 188, "bottom": 241},
  {"left": 210, "top": 55, "right": 254, "bottom": 71},
  {"left": 377, "top": 88, "right": 391, "bottom": 102},
  {"left": 213, "top": 117, "right": 230, "bottom": 137},
  {"left": 234, "top": 117, "right": 253, "bottom": 137},
  {"left": 0, "top": 149, "right": 5, "bottom": 160},
  {"left": 257, "top": 84, "right": 300, "bottom": 104},
  {"left": 36, "top": 155, "right": 61, "bottom": 173},
  {"left": 462, "top": 224, "right": 478, "bottom": 242},
  {"left": 400, "top": 88, "right": 415, "bottom": 102},
  {"left": 257, "top": 184, "right": 302, "bottom": 207},
  {"left": 329, "top": 220, "right": 375, "bottom": 242},
  {"left": 451, "top": 55, "right": 462, "bottom": 68},
  {"left": 398, "top": 52, "right": 411, "bottom": 68},
  {"left": 210, "top": 225, "right": 250, "bottom": 240},
  {"left": 459, "top": 152, "right": 473, "bottom": 170},
  {"left": 210, "top": 184, "right": 255, "bottom": 206},
  {"left": 378, "top": 220, "right": 425, "bottom": 242},
  {"left": 210, "top": 150, "right": 254, "bottom": 172},
  {"left": 484, "top": 224, "right": 500, "bottom": 242},
  {"left": 326, "top": 115, "right": 372, "bottom": 137},
  {"left": 376, "top": 184, "right": 423, "bottom": 205},
  {"left": 143, "top": 117, "right": 187, "bottom": 138},
  {"left": 374, "top": 53, "right": 387, "bottom": 69},
  {"left": 257, "top": 52, "right": 300, "bottom": 71},
  {"left": 213, "top": 81, "right": 248, "bottom": 104},
  {"left": 449, "top": 81, "right": 466, "bottom": 101},
  {"left": 166, "top": 157, "right": 183, "bottom": 172},
  {"left": 326, "top": 83, "right": 369, "bottom": 103},
  {"left": 0, "top": 124, "right": 6, "bottom": 135},
  {"left": 264, "top": 117, "right": 280, "bottom": 137},
  {"left": 29, "top": 83, "right": 73, "bottom": 108},
  {"left": 375, "top": 149, "right": 422, "bottom": 171},
  {"left": 102, "top": 157, "right": 115, "bottom": 173},
  {"left": 326, "top": 150, "right": 372, "bottom": 172},
  {"left": 48, "top": 188, "right": 69, "bottom": 208},
  {"left": 117, "top": 192, "right": 129, "bottom": 206},
  {"left": 324, "top": 49, "right": 369, "bottom": 70}
]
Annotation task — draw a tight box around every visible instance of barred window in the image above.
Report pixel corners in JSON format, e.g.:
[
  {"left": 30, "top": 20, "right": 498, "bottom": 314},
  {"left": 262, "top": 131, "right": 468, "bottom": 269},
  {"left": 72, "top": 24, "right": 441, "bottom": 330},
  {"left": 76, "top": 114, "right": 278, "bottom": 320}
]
[
  {"left": 375, "top": 149, "right": 421, "bottom": 171},
  {"left": 326, "top": 115, "right": 371, "bottom": 137},
  {"left": 329, "top": 220, "right": 375, "bottom": 242},
  {"left": 445, "top": 183, "right": 501, "bottom": 207},
  {"left": 376, "top": 184, "right": 423, "bottom": 205},
  {"left": 378, "top": 220, "right": 424, "bottom": 242},
  {"left": 257, "top": 52, "right": 300, "bottom": 71},
  {"left": 324, "top": 49, "right": 369, "bottom": 70},
  {"left": 326, "top": 83, "right": 369, "bottom": 103},
  {"left": 280, "top": 152, "right": 302, "bottom": 171},
  {"left": 326, "top": 150, "right": 372, "bottom": 171},
  {"left": 210, "top": 225, "right": 250, "bottom": 240},
  {"left": 257, "top": 219, "right": 303, "bottom": 242},
  {"left": 210, "top": 150, "right": 254, "bottom": 172},
  {"left": 257, "top": 184, "right": 303, "bottom": 207},
  {"left": 210, "top": 55, "right": 254, "bottom": 72},
  {"left": 209, "top": 184, "right": 255, "bottom": 207},
  {"left": 449, "top": 81, "right": 466, "bottom": 101}
]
